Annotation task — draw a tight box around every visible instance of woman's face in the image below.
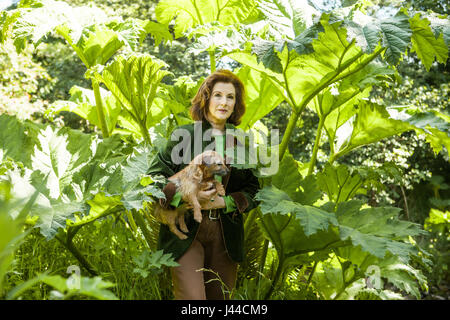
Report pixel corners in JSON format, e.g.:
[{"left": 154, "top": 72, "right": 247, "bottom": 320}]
[{"left": 207, "top": 82, "right": 236, "bottom": 125}]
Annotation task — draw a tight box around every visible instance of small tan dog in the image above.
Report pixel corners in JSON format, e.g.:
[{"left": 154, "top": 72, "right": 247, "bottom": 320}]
[{"left": 154, "top": 150, "right": 229, "bottom": 240}]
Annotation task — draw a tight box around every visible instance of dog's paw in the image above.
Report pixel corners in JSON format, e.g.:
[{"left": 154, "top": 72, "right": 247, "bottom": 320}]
[
  {"left": 194, "top": 214, "right": 202, "bottom": 224},
  {"left": 179, "top": 224, "right": 189, "bottom": 233},
  {"left": 176, "top": 233, "right": 188, "bottom": 240}
]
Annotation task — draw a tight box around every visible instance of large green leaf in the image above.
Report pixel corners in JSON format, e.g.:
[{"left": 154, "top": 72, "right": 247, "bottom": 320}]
[
  {"left": 0, "top": 114, "right": 39, "bottom": 168},
  {"left": 335, "top": 200, "right": 425, "bottom": 262},
  {"left": 90, "top": 54, "right": 171, "bottom": 141},
  {"left": 6, "top": 0, "right": 110, "bottom": 53},
  {"left": 335, "top": 246, "right": 428, "bottom": 299},
  {"left": 427, "top": 13, "right": 450, "bottom": 46},
  {"left": 55, "top": 17, "right": 160, "bottom": 68},
  {"left": 236, "top": 66, "right": 284, "bottom": 130},
  {"left": 256, "top": 186, "right": 340, "bottom": 258},
  {"left": 156, "top": 76, "right": 202, "bottom": 126},
  {"left": 143, "top": 20, "right": 173, "bottom": 46},
  {"left": 374, "top": 11, "right": 411, "bottom": 65},
  {"left": 270, "top": 152, "right": 322, "bottom": 205},
  {"left": 118, "top": 146, "right": 165, "bottom": 211},
  {"left": 47, "top": 86, "right": 121, "bottom": 136},
  {"left": 409, "top": 13, "right": 448, "bottom": 71},
  {"left": 330, "top": 101, "right": 450, "bottom": 160},
  {"left": 155, "top": 0, "right": 261, "bottom": 38},
  {"left": 389, "top": 109, "right": 450, "bottom": 156},
  {"left": 30, "top": 125, "right": 94, "bottom": 199},
  {"left": 340, "top": 10, "right": 412, "bottom": 64},
  {"left": 39, "top": 274, "right": 118, "bottom": 300},
  {"left": 64, "top": 135, "right": 129, "bottom": 202},
  {"left": 62, "top": 24, "right": 123, "bottom": 68},
  {"left": 4, "top": 0, "right": 169, "bottom": 68},
  {"left": 34, "top": 201, "right": 84, "bottom": 240},
  {"left": 0, "top": 115, "right": 143, "bottom": 238},
  {"left": 257, "top": 0, "right": 319, "bottom": 39},
  {"left": 335, "top": 102, "right": 411, "bottom": 157},
  {"left": 85, "top": 144, "right": 164, "bottom": 215},
  {"left": 229, "top": 15, "right": 378, "bottom": 112},
  {"left": 316, "top": 163, "right": 365, "bottom": 204},
  {"left": 270, "top": 153, "right": 302, "bottom": 200}
]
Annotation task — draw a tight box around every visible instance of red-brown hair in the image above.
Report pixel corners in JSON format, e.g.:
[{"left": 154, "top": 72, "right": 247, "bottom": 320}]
[{"left": 190, "top": 69, "right": 245, "bottom": 126}]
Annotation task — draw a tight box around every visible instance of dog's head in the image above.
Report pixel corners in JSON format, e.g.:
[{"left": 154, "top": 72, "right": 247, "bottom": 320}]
[{"left": 193, "top": 150, "right": 229, "bottom": 178}]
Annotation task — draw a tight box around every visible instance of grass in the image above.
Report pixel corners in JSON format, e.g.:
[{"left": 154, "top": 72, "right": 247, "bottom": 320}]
[{"left": 5, "top": 216, "right": 174, "bottom": 300}]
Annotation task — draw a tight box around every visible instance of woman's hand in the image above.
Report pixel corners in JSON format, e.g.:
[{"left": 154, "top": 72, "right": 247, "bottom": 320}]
[
  {"left": 198, "top": 189, "right": 226, "bottom": 210},
  {"left": 196, "top": 188, "right": 217, "bottom": 204},
  {"left": 199, "top": 193, "right": 226, "bottom": 210},
  {"left": 184, "top": 189, "right": 226, "bottom": 210}
]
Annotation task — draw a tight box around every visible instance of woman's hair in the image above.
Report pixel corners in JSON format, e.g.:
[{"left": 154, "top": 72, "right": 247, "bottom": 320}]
[{"left": 190, "top": 69, "right": 245, "bottom": 126}]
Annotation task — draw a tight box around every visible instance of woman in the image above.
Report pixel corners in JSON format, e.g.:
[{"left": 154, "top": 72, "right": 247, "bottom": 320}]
[{"left": 147, "top": 69, "right": 259, "bottom": 300}]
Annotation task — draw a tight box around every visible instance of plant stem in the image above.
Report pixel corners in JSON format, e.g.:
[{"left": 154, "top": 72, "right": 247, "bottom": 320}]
[
  {"left": 278, "top": 51, "right": 301, "bottom": 161},
  {"left": 67, "top": 207, "right": 122, "bottom": 229},
  {"left": 305, "top": 260, "right": 318, "bottom": 291},
  {"left": 259, "top": 239, "right": 269, "bottom": 275},
  {"left": 132, "top": 210, "right": 154, "bottom": 249},
  {"left": 278, "top": 108, "right": 299, "bottom": 161},
  {"left": 278, "top": 49, "right": 366, "bottom": 161},
  {"left": 192, "top": 0, "right": 205, "bottom": 25},
  {"left": 92, "top": 79, "right": 110, "bottom": 138},
  {"left": 308, "top": 116, "right": 325, "bottom": 175},
  {"left": 264, "top": 257, "right": 285, "bottom": 299},
  {"left": 209, "top": 49, "right": 216, "bottom": 73},
  {"left": 125, "top": 210, "right": 139, "bottom": 232},
  {"left": 400, "top": 185, "right": 410, "bottom": 220},
  {"left": 139, "top": 119, "right": 152, "bottom": 146},
  {"left": 55, "top": 232, "right": 98, "bottom": 276}
]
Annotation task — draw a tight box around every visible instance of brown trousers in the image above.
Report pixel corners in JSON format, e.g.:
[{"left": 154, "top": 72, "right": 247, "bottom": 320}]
[{"left": 170, "top": 211, "right": 238, "bottom": 300}]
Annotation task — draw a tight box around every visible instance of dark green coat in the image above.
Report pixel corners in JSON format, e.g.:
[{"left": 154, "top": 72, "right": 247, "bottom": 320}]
[{"left": 147, "top": 121, "right": 259, "bottom": 263}]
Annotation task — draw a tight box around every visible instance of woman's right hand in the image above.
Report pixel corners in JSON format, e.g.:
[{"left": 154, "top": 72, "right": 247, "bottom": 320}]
[
  {"left": 196, "top": 188, "right": 218, "bottom": 204},
  {"left": 181, "top": 188, "right": 218, "bottom": 211}
]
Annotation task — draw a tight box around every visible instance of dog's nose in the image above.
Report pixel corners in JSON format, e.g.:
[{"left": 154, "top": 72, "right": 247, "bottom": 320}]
[{"left": 218, "top": 166, "right": 229, "bottom": 176}]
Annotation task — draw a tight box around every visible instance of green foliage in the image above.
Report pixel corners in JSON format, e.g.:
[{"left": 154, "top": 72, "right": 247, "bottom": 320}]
[
  {"left": 409, "top": 13, "right": 448, "bottom": 71},
  {"left": 1, "top": 0, "right": 449, "bottom": 300},
  {"left": 236, "top": 66, "right": 285, "bottom": 131},
  {"left": 0, "top": 40, "right": 50, "bottom": 120},
  {"left": 156, "top": 0, "right": 261, "bottom": 38},
  {"left": 7, "top": 273, "right": 118, "bottom": 300},
  {"left": 0, "top": 114, "right": 165, "bottom": 241},
  {"left": 88, "top": 53, "right": 172, "bottom": 143},
  {"left": 254, "top": 147, "right": 429, "bottom": 298},
  {"left": 132, "top": 249, "right": 179, "bottom": 278}
]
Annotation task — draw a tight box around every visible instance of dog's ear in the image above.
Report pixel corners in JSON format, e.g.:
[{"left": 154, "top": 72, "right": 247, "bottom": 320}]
[
  {"left": 192, "top": 165, "right": 203, "bottom": 181},
  {"left": 202, "top": 154, "right": 213, "bottom": 166},
  {"left": 224, "top": 156, "right": 233, "bottom": 165}
]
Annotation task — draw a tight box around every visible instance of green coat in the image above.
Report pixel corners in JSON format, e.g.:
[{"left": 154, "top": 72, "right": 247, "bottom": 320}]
[{"left": 147, "top": 121, "right": 259, "bottom": 263}]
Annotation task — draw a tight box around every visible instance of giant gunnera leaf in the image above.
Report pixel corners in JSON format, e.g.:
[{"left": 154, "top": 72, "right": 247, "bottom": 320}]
[
  {"left": 255, "top": 186, "right": 341, "bottom": 261},
  {"left": 89, "top": 53, "right": 171, "bottom": 142},
  {"left": 155, "top": 0, "right": 261, "bottom": 38}
]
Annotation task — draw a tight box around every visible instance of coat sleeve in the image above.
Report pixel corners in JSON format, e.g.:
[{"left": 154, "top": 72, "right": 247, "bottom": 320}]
[
  {"left": 147, "top": 133, "right": 184, "bottom": 209},
  {"left": 227, "top": 168, "right": 260, "bottom": 214}
]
